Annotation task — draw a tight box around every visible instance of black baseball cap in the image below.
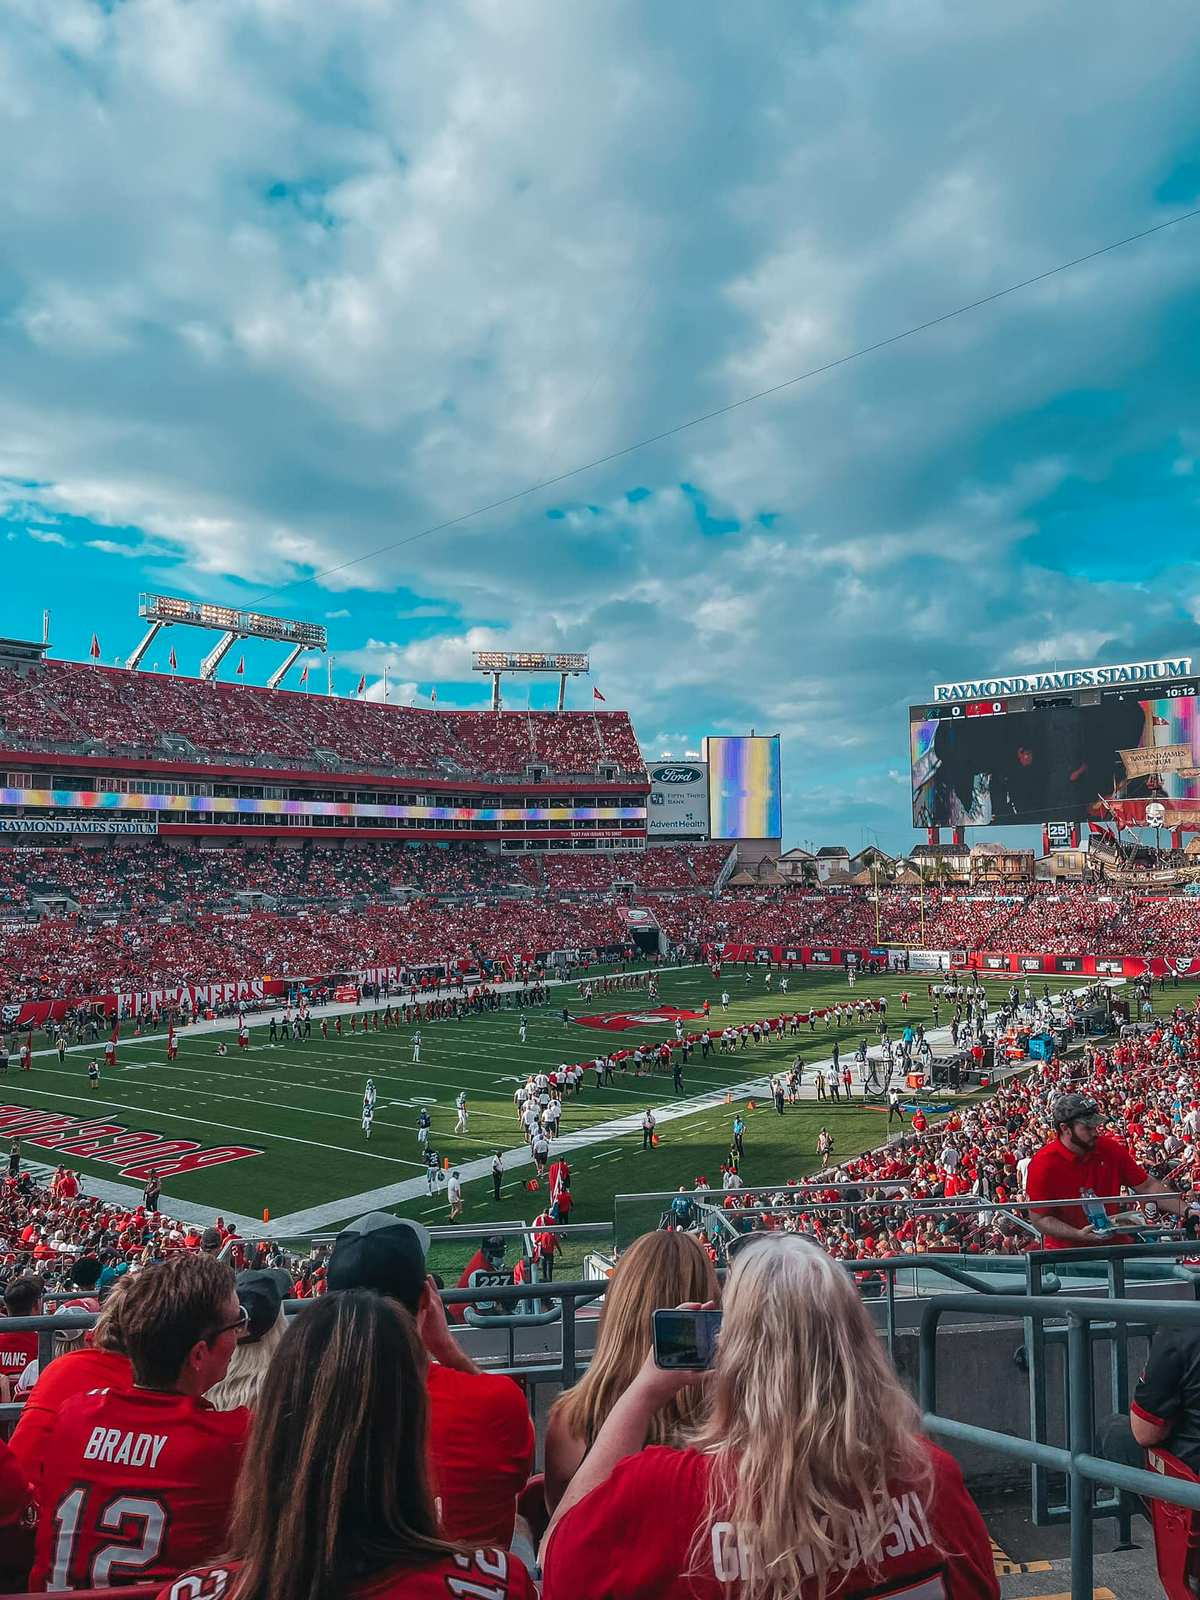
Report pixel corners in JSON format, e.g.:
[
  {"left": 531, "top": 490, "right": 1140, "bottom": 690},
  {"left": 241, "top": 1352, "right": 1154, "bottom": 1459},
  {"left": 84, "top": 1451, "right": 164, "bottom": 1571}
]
[
  {"left": 1051, "top": 1092, "right": 1103, "bottom": 1129},
  {"left": 326, "top": 1212, "right": 430, "bottom": 1314},
  {"left": 69, "top": 1257, "right": 102, "bottom": 1291},
  {"left": 236, "top": 1268, "right": 291, "bottom": 1343}
]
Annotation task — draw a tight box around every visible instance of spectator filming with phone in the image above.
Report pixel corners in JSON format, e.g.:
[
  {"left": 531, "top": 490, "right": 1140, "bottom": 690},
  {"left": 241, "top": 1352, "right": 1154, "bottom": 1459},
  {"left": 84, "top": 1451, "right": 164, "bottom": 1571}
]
[{"left": 541, "top": 1233, "right": 997, "bottom": 1600}]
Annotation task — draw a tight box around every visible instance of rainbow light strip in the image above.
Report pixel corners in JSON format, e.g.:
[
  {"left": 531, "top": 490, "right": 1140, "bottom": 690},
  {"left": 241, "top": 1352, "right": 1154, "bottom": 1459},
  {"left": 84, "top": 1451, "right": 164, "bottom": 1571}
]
[
  {"left": 0, "top": 788, "right": 646, "bottom": 824},
  {"left": 706, "top": 736, "right": 782, "bottom": 839}
]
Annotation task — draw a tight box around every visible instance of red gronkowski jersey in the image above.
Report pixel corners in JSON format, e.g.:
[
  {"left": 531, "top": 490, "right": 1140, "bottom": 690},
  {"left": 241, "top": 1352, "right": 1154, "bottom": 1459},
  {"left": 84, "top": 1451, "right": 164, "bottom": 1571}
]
[
  {"left": 542, "top": 1440, "right": 997, "bottom": 1600},
  {"left": 30, "top": 1387, "right": 250, "bottom": 1591},
  {"left": 160, "top": 1547, "right": 536, "bottom": 1600}
]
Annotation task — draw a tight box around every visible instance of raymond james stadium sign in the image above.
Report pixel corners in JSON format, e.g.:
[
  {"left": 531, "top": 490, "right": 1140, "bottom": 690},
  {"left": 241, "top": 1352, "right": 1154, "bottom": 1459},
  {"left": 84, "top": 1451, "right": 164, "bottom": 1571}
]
[
  {"left": 933, "top": 657, "right": 1192, "bottom": 702},
  {"left": 0, "top": 819, "right": 160, "bottom": 836}
]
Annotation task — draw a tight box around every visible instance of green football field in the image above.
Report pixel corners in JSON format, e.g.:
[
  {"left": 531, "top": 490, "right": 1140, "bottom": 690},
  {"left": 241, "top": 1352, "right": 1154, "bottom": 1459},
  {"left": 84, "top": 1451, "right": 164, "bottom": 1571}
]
[{"left": 0, "top": 964, "right": 1115, "bottom": 1245}]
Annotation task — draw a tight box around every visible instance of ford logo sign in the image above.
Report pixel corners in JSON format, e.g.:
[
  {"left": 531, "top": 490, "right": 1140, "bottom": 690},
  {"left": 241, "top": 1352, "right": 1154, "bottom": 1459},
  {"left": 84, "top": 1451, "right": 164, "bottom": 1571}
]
[{"left": 652, "top": 766, "right": 701, "bottom": 783}]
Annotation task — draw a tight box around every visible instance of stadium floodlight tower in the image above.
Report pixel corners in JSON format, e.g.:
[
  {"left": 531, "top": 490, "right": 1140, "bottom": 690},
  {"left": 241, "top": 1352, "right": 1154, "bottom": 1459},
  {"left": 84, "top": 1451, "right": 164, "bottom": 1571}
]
[
  {"left": 471, "top": 651, "right": 590, "bottom": 711},
  {"left": 128, "top": 594, "right": 328, "bottom": 684}
]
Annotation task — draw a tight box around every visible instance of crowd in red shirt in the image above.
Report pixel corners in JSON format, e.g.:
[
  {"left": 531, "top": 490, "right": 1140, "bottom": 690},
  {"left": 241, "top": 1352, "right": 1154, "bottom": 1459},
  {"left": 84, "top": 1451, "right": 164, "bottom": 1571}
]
[
  {"left": 699, "top": 1006, "right": 1200, "bottom": 1264},
  {"left": 5, "top": 834, "right": 1200, "bottom": 1006}
]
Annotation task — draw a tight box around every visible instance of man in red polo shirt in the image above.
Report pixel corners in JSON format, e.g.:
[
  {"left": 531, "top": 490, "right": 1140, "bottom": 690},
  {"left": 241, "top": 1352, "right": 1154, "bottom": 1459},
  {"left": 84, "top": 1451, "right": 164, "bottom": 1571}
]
[{"left": 1025, "top": 1092, "right": 1191, "bottom": 1248}]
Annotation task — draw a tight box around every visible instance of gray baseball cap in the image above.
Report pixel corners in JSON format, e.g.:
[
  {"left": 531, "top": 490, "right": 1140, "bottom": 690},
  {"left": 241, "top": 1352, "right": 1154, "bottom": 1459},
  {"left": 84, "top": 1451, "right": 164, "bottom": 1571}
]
[{"left": 1050, "top": 1092, "right": 1103, "bottom": 1129}]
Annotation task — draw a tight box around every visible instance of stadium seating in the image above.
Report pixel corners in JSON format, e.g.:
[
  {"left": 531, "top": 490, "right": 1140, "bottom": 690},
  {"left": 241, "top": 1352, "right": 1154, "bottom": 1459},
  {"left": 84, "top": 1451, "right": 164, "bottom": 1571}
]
[
  {"left": 720, "top": 1012, "right": 1199, "bottom": 1260},
  {"left": 7, "top": 837, "right": 1200, "bottom": 999},
  {"left": 0, "top": 660, "right": 643, "bottom": 779}
]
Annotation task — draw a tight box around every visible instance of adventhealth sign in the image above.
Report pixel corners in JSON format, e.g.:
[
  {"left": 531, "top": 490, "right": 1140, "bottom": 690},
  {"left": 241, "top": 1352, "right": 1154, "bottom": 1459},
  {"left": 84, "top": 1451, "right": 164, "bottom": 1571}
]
[
  {"left": 932, "top": 657, "right": 1192, "bottom": 702},
  {"left": 648, "top": 762, "right": 708, "bottom": 836}
]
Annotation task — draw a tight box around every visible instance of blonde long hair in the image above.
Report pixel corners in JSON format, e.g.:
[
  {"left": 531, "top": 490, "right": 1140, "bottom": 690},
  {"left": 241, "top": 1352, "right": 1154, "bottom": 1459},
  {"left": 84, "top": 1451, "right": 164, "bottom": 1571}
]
[
  {"left": 552, "top": 1230, "right": 718, "bottom": 1449},
  {"left": 688, "top": 1234, "right": 932, "bottom": 1600},
  {"left": 207, "top": 1310, "right": 287, "bottom": 1412}
]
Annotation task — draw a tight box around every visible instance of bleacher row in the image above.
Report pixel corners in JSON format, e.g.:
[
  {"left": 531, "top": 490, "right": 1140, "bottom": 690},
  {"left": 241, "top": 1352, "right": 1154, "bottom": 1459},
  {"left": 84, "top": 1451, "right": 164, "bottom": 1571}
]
[
  {"left": 2, "top": 841, "right": 1199, "bottom": 1001},
  {"left": 0, "top": 661, "right": 643, "bottom": 778},
  {"left": 0, "top": 839, "right": 732, "bottom": 916}
]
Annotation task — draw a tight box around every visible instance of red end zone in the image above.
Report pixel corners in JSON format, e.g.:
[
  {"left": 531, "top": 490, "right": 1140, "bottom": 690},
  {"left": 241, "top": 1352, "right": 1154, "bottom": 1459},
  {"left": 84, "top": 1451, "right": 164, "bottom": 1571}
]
[{"left": 575, "top": 1006, "right": 706, "bottom": 1032}]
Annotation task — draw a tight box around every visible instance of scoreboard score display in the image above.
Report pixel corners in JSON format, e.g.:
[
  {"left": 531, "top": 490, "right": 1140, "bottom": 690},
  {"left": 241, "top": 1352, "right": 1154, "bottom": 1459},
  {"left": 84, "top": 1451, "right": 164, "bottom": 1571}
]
[{"left": 911, "top": 676, "right": 1200, "bottom": 827}]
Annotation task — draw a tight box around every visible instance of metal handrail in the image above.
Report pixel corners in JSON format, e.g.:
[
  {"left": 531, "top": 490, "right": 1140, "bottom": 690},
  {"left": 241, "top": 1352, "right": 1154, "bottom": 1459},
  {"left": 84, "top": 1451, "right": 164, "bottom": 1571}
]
[{"left": 920, "top": 1291, "right": 1200, "bottom": 1600}]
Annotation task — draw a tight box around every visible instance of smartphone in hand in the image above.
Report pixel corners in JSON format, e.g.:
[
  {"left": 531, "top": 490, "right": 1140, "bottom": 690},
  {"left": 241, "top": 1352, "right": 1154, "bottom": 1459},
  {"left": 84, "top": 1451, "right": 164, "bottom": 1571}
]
[{"left": 652, "top": 1308, "right": 723, "bottom": 1371}]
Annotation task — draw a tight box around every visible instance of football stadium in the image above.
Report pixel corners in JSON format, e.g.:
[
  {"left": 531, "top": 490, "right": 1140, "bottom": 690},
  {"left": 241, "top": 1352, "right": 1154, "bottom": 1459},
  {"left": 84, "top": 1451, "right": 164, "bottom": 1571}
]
[{"left": 5, "top": 7, "right": 1200, "bottom": 1597}]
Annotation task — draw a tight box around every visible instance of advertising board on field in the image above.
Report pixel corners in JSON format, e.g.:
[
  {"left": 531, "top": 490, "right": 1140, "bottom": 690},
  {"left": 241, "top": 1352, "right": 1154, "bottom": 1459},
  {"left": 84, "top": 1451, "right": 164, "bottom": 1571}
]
[
  {"left": 647, "top": 762, "right": 709, "bottom": 837},
  {"left": 907, "top": 950, "right": 952, "bottom": 973}
]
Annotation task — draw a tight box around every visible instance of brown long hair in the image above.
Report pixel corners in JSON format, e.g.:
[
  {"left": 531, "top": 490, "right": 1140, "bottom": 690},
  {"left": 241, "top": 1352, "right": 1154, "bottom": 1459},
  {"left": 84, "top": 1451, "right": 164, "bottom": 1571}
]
[
  {"left": 228, "top": 1290, "right": 452, "bottom": 1600},
  {"left": 551, "top": 1229, "right": 718, "bottom": 1449}
]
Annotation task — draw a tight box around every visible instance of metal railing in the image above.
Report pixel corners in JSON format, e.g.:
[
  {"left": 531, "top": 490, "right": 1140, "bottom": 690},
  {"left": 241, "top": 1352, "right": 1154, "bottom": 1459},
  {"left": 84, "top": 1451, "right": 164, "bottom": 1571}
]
[{"left": 920, "top": 1291, "right": 1200, "bottom": 1600}]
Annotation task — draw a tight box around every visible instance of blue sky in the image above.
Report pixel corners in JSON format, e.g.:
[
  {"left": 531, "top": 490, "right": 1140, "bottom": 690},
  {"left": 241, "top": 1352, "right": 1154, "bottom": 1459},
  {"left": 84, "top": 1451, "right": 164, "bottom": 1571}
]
[{"left": 2, "top": 0, "right": 1200, "bottom": 852}]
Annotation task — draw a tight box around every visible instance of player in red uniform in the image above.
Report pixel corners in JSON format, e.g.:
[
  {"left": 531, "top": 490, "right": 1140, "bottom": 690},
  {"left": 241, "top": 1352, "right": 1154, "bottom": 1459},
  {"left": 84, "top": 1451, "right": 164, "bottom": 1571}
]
[
  {"left": 166, "top": 1025, "right": 178, "bottom": 1062},
  {"left": 159, "top": 1290, "right": 533, "bottom": 1600},
  {"left": 29, "top": 1253, "right": 250, "bottom": 1591}
]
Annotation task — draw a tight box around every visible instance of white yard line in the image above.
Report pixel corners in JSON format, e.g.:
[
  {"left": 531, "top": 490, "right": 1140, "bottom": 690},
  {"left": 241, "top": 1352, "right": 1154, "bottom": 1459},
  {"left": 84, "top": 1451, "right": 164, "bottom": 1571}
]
[{"left": 261, "top": 986, "right": 1099, "bottom": 1237}]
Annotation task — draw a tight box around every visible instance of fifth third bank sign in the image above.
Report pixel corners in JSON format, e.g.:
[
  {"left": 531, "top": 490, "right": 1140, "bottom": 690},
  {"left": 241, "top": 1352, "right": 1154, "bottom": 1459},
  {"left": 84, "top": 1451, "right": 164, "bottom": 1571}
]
[{"left": 648, "top": 763, "right": 709, "bottom": 837}]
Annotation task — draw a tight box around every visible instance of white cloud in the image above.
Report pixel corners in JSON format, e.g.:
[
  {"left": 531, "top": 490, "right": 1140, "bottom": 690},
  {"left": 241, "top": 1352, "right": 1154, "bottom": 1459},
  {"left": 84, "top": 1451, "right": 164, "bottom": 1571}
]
[
  {"left": 28, "top": 527, "right": 68, "bottom": 546},
  {"left": 86, "top": 539, "right": 143, "bottom": 558},
  {"left": 2, "top": 0, "right": 1199, "bottom": 846}
]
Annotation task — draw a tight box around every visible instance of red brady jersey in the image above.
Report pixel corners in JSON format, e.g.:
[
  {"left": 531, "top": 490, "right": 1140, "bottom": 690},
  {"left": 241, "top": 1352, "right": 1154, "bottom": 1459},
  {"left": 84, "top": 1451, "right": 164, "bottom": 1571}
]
[
  {"left": 161, "top": 1547, "right": 536, "bottom": 1600},
  {"left": 30, "top": 1387, "right": 250, "bottom": 1591}
]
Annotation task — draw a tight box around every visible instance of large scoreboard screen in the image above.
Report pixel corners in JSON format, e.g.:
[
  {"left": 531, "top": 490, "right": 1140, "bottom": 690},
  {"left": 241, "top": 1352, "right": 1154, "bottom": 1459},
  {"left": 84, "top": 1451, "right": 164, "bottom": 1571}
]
[
  {"left": 910, "top": 680, "right": 1200, "bottom": 826},
  {"left": 706, "top": 735, "right": 782, "bottom": 839}
]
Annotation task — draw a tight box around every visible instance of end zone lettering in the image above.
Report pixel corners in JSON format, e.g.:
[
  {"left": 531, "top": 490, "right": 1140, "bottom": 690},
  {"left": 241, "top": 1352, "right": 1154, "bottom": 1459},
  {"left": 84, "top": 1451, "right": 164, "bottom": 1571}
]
[{"left": 0, "top": 1104, "right": 261, "bottom": 1179}]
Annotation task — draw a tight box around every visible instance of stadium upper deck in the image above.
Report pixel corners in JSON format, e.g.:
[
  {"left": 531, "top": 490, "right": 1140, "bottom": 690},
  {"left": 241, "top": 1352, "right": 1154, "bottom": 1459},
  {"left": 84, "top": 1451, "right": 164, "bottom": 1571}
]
[
  {"left": 0, "top": 658, "right": 645, "bottom": 783},
  {"left": 0, "top": 657, "right": 648, "bottom": 845}
]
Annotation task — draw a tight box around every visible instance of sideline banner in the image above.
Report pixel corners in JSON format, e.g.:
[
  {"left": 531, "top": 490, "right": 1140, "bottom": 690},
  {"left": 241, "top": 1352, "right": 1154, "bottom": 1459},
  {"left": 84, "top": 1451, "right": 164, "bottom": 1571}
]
[
  {"left": 713, "top": 942, "right": 873, "bottom": 968},
  {"left": 961, "top": 951, "right": 1200, "bottom": 979},
  {"left": 907, "top": 950, "right": 951, "bottom": 974}
]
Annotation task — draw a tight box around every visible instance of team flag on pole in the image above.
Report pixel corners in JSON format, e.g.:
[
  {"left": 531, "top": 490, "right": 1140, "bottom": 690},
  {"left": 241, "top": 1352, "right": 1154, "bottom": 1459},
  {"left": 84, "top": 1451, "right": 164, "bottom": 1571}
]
[
  {"left": 89, "top": 633, "right": 101, "bottom": 661},
  {"left": 299, "top": 663, "right": 309, "bottom": 688},
  {"left": 357, "top": 673, "right": 366, "bottom": 697},
  {"left": 236, "top": 655, "right": 245, "bottom": 678},
  {"left": 430, "top": 686, "right": 437, "bottom": 704},
  {"left": 168, "top": 646, "right": 177, "bottom": 672},
  {"left": 593, "top": 686, "right": 605, "bottom": 702}
]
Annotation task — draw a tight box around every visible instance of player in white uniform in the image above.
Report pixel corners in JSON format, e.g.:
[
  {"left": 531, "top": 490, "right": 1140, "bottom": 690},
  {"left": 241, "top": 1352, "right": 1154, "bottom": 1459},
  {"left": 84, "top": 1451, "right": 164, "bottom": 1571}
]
[
  {"left": 361, "top": 1102, "right": 375, "bottom": 1140},
  {"left": 720, "top": 991, "right": 730, "bottom": 1010},
  {"left": 455, "top": 1091, "right": 469, "bottom": 1134},
  {"left": 518, "top": 1016, "right": 528, "bottom": 1044},
  {"left": 411, "top": 1030, "right": 422, "bottom": 1063}
]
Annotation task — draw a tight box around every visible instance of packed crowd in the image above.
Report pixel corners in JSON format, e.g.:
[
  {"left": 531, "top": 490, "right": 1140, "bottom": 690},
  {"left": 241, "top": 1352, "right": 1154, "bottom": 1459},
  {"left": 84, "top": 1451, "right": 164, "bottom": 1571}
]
[
  {"left": 0, "top": 1210, "right": 1000, "bottom": 1599},
  {"left": 7, "top": 848, "right": 1200, "bottom": 1002},
  {"left": 651, "top": 880, "right": 1200, "bottom": 956},
  {"left": 0, "top": 840, "right": 725, "bottom": 923},
  {"left": 700, "top": 1004, "right": 1200, "bottom": 1263},
  {"left": 0, "top": 660, "right": 644, "bottom": 778}
]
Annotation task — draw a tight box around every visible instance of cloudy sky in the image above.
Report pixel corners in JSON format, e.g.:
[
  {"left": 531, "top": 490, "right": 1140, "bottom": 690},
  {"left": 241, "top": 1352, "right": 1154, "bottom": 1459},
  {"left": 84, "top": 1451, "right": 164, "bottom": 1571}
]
[{"left": 2, "top": 0, "right": 1199, "bottom": 852}]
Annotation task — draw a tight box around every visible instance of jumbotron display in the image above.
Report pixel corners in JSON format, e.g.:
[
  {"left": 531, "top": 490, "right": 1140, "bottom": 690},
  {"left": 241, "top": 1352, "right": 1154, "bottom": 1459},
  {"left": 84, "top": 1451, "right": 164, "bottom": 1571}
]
[
  {"left": 705, "top": 735, "right": 782, "bottom": 839},
  {"left": 911, "top": 677, "right": 1200, "bottom": 827}
]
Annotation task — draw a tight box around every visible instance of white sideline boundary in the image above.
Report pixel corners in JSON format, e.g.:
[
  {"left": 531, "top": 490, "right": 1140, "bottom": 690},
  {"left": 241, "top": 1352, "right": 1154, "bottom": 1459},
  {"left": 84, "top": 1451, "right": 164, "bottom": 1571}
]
[{"left": 13, "top": 968, "right": 1118, "bottom": 1238}]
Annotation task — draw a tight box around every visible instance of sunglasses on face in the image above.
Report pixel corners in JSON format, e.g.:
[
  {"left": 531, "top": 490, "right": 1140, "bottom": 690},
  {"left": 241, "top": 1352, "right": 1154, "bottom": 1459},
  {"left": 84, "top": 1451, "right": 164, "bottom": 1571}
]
[{"left": 205, "top": 1304, "right": 249, "bottom": 1344}]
